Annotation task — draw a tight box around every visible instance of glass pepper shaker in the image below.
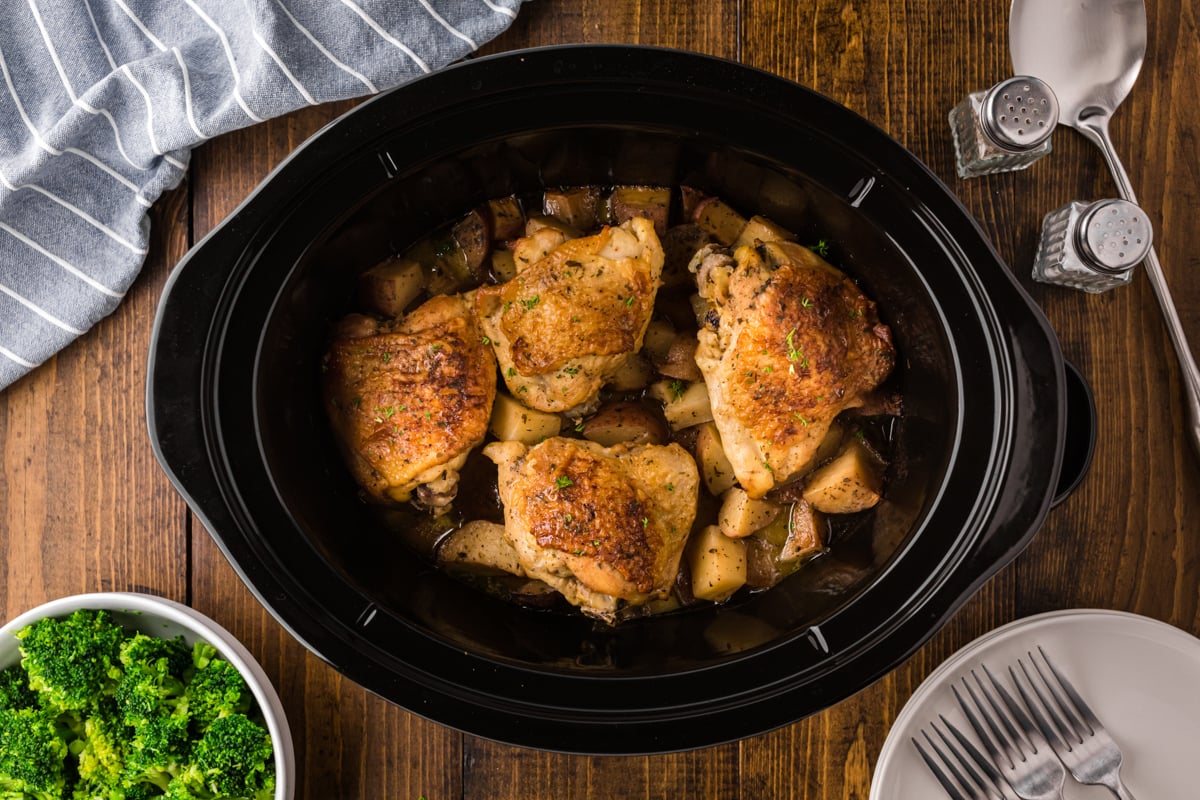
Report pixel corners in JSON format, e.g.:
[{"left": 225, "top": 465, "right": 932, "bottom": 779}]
[
  {"left": 1032, "top": 198, "right": 1154, "bottom": 293},
  {"left": 949, "top": 76, "right": 1059, "bottom": 178}
]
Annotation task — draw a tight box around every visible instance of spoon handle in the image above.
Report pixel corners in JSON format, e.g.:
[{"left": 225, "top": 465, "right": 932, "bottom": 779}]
[{"left": 1076, "top": 117, "right": 1200, "bottom": 460}]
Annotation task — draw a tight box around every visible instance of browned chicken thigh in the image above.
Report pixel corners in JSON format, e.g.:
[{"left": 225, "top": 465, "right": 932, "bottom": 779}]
[
  {"left": 475, "top": 218, "right": 664, "bottom": 414},
  {"left": 322, "top": 293, "right": 497, "bottom": 509},
  {"left": 484, "top": 437, "right": 699, "bottom": 622},
  {"left": 692, "top": 241, "right": 894, "bottom": 498}
]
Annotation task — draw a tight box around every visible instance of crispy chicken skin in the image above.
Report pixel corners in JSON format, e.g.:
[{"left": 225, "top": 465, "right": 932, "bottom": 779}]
[
  {"left": 322, "top": 293, "right": 497, "bottom": 508},
  {"left": 484, "top": 437, "right": 699, "bottom": 622},
  {"left": 475, "top": 218, "right": 664, "bottom": 413},
  {"left": 692, "top": 241, "right": 894, "bottom": 498}
]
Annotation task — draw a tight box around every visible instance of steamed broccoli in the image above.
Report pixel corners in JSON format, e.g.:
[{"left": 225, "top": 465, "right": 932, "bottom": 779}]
[
  {"left": 2, "top": 611, "right": 275, "bottom": 800},
  {"left": 183, "top": 655, "right": 251, "bottom": 732},
  {"left": 0, "top": 664, "right": 38, "bottom": 711},
  {"left": 17, "top": 609, "right": 125, "bottom": 712},
  {"left": 0, "top": 707, "right": 70, "bottom": 799},
  {"left": 173, "top": 714, "right": 275, "bottom": 800}
]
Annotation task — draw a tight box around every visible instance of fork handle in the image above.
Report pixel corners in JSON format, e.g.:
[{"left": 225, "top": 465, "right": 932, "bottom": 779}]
[{"left": 1103, "top": 777, "right": 1137, "bottom": 800}]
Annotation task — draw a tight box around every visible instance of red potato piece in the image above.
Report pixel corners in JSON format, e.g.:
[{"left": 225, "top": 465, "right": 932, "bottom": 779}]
[
  {"left": 610, "top": 186, "right": 671, "bottom": 236},
  {"left": 655, "top": 333, "right": 702, "bottom": 383},
  {"left": 355, "top": 258, "right": 425, "bottom": 318},
  {"left": 543, "top": 186, "right": 603, "bottom": 231},
  {"left": 488, "top": 196, "right": 525, "bottom": 240},
  {"left": 581, "top": 401, "right": 669, "bottom": 447},
  {"left": 692, "top": 197, "right": 747, "bottom": 245},
  {"left": 452, "top": 207, "right": 492, "bottom": 278}
]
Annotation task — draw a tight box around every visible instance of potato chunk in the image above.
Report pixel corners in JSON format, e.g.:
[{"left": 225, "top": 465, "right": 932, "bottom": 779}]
[
  {"left": 543, "top": 186, "right": 603, "bottom": 231},
  {"left": 489, "top": 393, "right": 562, "bottom": 444},
  {"left": 609, "top": 186, "right": 671, "bottom": 235},
  {"left": 733, "top": 214, "right": 795, "bottom": 248},
  {"left": 718, "top": 487, "right": 782, "bottom": 538},
  {"left": 649, "top": 379, "right": 713, "bottom": 430},
  {"left": 692, "top": 197, "right": 747, "bottom": 245},
  {"left": 687, "top": 524, "right": 747, "bottom": 602},
  {"left": 439, "top": 521, "right": 524, "bottom": 576},
  {"left": 801, "top": 439, "right": 883, "bottom": 513},
  {"left": 694, "top": 421, "right": 737, "bottom": 496},
  {"left": 487, "top": 196, "right": 525, "bottom": 240},
  {"left": 356, "top": 257, "right": 425, "bottom": 317},
  {"left": 780, "top": 500, "right": 825, "bottom": 562},
  {"left": 581, "top": 401, "right": 668, "bottom": 447}
]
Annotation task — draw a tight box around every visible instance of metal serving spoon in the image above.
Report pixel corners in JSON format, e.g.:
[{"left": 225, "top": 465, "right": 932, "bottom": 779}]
[{"left": 1011, "top": 0, "right": 1200, "bottom": 459}]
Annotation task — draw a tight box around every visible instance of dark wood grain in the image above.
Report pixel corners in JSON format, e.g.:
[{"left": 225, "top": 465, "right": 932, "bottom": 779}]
[
  {"left": 0, "top": 185, "right": 190, "bottom": 614},
  {"left": 0, "top": 1, "right": 1197, "bottom": 798}
]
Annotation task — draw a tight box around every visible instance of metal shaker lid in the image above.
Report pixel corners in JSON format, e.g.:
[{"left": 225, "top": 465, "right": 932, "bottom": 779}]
[
  {"left": 980, "top": 76, "right": 1059, "bottom": 150},
  {"left": 1076, "top": 198, "right": 1154, "bottom": 273}
]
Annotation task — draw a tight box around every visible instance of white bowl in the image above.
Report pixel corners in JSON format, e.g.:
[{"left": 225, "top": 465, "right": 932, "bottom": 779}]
[{"left": 0, "top": 592, "right": 295, "bottom": 800}]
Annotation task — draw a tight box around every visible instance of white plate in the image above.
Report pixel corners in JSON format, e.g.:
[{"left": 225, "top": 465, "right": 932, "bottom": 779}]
[{"left": 871, "top": 609, "right": 1200, "bottom": 800}]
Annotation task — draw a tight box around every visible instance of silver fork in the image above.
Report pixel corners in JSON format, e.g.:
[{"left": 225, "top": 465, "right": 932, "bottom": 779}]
[
  {"left": 912, "top": 716, "right": 1020, "bottom": 800},
  {"left": 953, "top": 667, "right": 1066, "bottom": 800},
  {"left": 1009, "top": 646, "right": 1139, "bottom": 800}
]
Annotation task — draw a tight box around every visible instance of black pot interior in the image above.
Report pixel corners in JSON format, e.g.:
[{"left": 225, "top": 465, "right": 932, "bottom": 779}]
[
  {"left": 224, "top": 122, "right": 974, "bottom": 673},
  {"left": 162, "top": 47, "right": 1061, "bottom": 750}
]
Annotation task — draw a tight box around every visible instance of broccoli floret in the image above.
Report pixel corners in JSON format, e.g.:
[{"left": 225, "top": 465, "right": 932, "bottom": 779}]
[
  {"left": 183, "top": 658, "right": 251, "bottom": 733},
  {"left": 123, "top": 710, "right": 191, "bottom": 792},
  {"left": 115, "top": 637, "right": 190, "bottom": 729},
  {"left": 17, "top": 609, "right": 125, "bottom": 713},
  {"left": 0, "top": 664, "right": 38, "bottom": 711},
  {"left": 121, "top": 634, "right": 191, "bottom": 688},
  {"left": 0, "top": 707, "right": 70, "bottom": 799},
  {"left": 71, "top": 711, "right": 127, "bottom": 791},
  {"left": 176, "top": 714, "right": 274, "bottom": 799}
]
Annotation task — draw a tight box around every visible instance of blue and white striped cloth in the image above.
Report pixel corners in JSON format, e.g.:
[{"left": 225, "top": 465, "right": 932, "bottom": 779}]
[{"left": 0, "top": 0, "right": 524, "bottom": 389}]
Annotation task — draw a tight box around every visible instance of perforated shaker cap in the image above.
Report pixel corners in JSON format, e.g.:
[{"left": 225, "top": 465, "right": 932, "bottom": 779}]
[
  {"left": 1076, "top": 199, "right": 1154, "bottom": 273},
  {"left": 980, "top": 76, "right": 1059, "bottom": 150}
]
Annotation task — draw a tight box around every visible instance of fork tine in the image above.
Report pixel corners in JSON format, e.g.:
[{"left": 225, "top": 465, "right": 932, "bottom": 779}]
[
  {"left": 1036, "top": 645, "right": 1099, "bottom": 736},
  {"left": 913, "top": 734, "right": 970, "bottom": 800},
  {"left": 954, "top": 680, "right": 1015, "bottom": 770},
  {"left": 1016, "top": 656, "right": 1080, "bottom": 749},
  {"left": 979, "top": 664, "right": 1041, "bottom": 755},
  {"left": 940, "top": 715, "right": 1008, "bottom": 793}
]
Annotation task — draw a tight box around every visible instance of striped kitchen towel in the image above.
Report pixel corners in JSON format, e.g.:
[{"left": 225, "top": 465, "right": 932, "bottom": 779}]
[{"left": 0, "top": 0, "right": 524, "bottom": 389}]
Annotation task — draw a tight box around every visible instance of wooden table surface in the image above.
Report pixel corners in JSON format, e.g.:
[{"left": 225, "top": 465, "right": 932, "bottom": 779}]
[{"left": 3, "top": 1, "right": 1198, "bottom": 797}]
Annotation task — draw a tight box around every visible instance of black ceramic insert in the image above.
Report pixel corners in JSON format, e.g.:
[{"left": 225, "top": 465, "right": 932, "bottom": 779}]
[{"left": 147, "top": 45, "right": 1067, "bottom": 754}]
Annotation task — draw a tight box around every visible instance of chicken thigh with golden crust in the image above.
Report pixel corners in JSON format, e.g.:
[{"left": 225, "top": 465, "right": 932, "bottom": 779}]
[
  {"left": 322, "top": 293, "right": 497, "bottom": 509},
  {"left": 474, "top": 218, "right": 664, "bottom": 414},
  {"left": 484, "top": 437, "right": 699, "bottom": 622},
  {"left": 692, "top": 241, "right": 894, "bottom": 498}
]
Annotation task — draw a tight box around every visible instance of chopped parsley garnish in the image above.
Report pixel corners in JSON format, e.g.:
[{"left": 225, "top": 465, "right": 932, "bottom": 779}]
[
  {"left": 555, "top": 475, "right": 574, "bottom": 489},
  {"left": 666, "top": 483, "right": 675, "bottom": 492},
  {"left": 809, "top": 239, "right": 829, "bottom": 258},
  {"left": 801, "top": 297, "right": 814, "bottom": 308},
  {"left": 507, "top": 367, "right": 516, "bottom": 378},
  {"left": 669, "top": 379, "right": 686, "bottom": 402},
  {"left": 642, "top": 517, "right": 649, "bottom": 527},
  {"left": 624, "top": 296, "right": 635, "bottom": 307},
  {"left": 563, "top": 365, "right": 581, "bottom": 376},
  {"left": 574, "top": 419, "right": 585, "bottom": 432},
  {"left": 382, "top": 352, "right": 392, "bottom": 363},
  {"left": 351, "top": 396, "right": 361, "bottom": 408},
  {"left": 793, "top": 412, "right": 809, "bottom": 426},
  {"left": 519, "top": 295, "right": 540, "bottom": 311},
  {"left": 382, "top": 406, "right": 396, "bottom": 419},
  {"left": 481, "top": 336, "right": 491, "bottom": 345}
]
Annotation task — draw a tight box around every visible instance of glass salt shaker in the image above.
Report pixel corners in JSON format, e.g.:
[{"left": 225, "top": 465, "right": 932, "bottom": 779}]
[
  {"left": 949, "top": 76, "right": 1059, "bottom": 178},
  {"left": 1032, "top": 198, "right": 1154, "bottom": 293}
]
